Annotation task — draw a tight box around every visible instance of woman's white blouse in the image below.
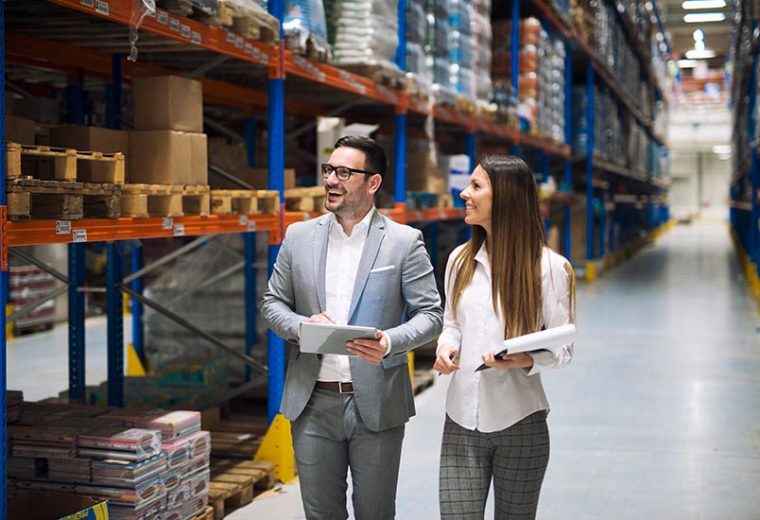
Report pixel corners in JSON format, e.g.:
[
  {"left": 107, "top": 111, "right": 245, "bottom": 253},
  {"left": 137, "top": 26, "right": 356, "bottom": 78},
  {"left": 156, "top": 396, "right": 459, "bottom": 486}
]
[{"left": 437, "top": 244, "right": 574, "bottom": 433}]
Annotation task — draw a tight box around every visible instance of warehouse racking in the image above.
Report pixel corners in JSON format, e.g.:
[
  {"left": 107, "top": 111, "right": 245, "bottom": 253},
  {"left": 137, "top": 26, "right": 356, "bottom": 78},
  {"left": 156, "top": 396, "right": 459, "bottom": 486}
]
[
  {"left": 729, "top": 1, "right": 760, "bottom": 300},
  {"left": 0, "top": 0, "right": 672, "bottom": 515}
]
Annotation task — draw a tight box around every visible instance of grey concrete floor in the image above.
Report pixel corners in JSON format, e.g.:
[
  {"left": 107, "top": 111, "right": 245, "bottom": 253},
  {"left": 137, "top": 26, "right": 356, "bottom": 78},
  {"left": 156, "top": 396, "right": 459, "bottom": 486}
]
[{"left": 7, "top": 221, "right": 760, "bottom": 519}]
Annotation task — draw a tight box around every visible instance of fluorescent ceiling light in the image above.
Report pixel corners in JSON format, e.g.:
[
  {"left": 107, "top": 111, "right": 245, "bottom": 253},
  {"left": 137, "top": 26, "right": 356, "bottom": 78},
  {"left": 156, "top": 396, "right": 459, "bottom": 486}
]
[
  {"left": 685, "top": 49, "right": 716, "bottom": 59},
  {"left": 693, "top": 29, "right": 704, "bottom": 42},
  {"left": 695, "top": 40, "right": 706, "bottom": 51},
  {"left": 684, "top": 12, "right": 726, "bottom": 22},
  {"left": 677, "top": 59, "right": 697, "bottom": 68},
  {"left": 712, "top": 145, "right": 731, "bottom": 154},
  {"left": 682, "top": 0, "right": 726, "bottom": 9}
]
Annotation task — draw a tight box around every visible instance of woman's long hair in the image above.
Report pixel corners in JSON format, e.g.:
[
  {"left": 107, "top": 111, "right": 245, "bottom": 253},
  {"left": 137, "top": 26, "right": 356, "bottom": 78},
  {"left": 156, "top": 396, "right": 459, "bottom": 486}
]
[{"left": 450, "top": 155, "right": 545, "bottom": 339}]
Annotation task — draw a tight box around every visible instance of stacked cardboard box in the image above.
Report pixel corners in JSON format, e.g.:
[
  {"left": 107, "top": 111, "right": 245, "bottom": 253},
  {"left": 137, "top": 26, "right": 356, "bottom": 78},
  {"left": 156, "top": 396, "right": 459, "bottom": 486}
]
[{"left": 129, "top": 76, "right": 208, "bottom": 187}]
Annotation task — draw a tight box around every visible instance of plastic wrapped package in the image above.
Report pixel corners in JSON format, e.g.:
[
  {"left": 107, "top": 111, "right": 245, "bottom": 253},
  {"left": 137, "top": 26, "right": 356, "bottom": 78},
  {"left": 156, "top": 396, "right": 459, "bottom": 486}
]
[
  {"left": 470, "top": 0, "right": 492, "bottom": 101},
  {"left": 331, "top": 0, "right": 399, "bottom": 71},
  {"left": 284, "top": 0, "right": 330, "bottom": 59},
  {"left": 78, "top": 428, "right": 162, "bottom": 462},
  {"left": 157, "top": 0, "right": 219, "bottom": 16}
]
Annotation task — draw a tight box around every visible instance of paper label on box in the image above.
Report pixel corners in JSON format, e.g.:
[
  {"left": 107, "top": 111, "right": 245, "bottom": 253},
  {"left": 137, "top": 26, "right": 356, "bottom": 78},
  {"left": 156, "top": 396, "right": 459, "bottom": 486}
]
[
  {"left": 173, "top": 224, "right": 185, "bottom": 237},
  {"left": 162, "top": 218, "right": 173, "bottom": 230},
  {"left": 169, "top": 18, "right": 180, "bottom": 32},
  {"left": 238, "top": 215, "right": 248, "bottom": 226},
  {"left": 158, "top": 11, "right": 168, "bottom": 24},
  {"left": 73, "top": 230, "right": 87, "bottom": 243},
  {"left": 56, "top": 221, "right": 72, "bottom": 235},
  {"left": 95, "top": 0, "right": 109, "bottom": 14}
]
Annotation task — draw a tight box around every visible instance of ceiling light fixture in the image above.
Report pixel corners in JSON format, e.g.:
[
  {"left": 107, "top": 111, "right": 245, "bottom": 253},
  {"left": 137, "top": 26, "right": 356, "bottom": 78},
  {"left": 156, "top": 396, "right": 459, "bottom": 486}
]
[
  {"left": 693, "top": 29, "right": 704, "bottom": 41},
  {"left": 685, "top": 49, "right": 716, "bottom": 59},
  {"left": 682, "top": 0, "right": 727, "bottom": 9},
  {"left": 712, "top": 145, "right": 731, "bottom": 154},
  {"left": 684, "top": 12, "right": 726, "bottom": 22},
  {"left": 677, "top": 59, "right": 697, "bottom": 68}
]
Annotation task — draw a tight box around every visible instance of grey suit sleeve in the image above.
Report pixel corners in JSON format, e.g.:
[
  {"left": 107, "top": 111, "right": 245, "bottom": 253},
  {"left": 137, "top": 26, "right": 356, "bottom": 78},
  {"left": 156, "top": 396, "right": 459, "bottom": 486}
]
[
  {"left": 259, "top": 231, "right": 305, "bottom": 342},
  {"left": 385, "top": 229, "right": 443, "bottom": 354}
]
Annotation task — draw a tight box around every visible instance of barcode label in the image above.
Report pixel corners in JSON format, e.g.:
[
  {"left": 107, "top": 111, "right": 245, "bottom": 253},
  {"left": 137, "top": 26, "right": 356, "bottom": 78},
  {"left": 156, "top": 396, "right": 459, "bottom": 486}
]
[
  {"left": 191, "top": 31, "right": 201, "bottom": 45},
  {"left": 180, "top": 24, "right": 191, "bottom": 38},
  {"left": 247, "top": 221, "right": 257, "bottom": 232},
  {"left": 81, "top": 0, "right": 95, "bottom": 8},
  {"left": 173, "top": 224, "right": 185, "bottom": 236},
  {"left": 56, "top": 221, "right": 72, "bottom": 235},
  {"left": 73, "top": 230, "right": 87, "bottom": 243},
  {"left": 158, "top": 11, "right": 168, "bottom": 24},
  {"left": 95, "top": 1, "right": 109, "bottom": 14},
  {"left": 239, "top": 215, "right": 248, "bottom": 226},
  {"left": 162, "top": 218, "right": 173, "bottom": 230},
  {"left": 169, "top": 18, "right": 180, "bottom": 32}
]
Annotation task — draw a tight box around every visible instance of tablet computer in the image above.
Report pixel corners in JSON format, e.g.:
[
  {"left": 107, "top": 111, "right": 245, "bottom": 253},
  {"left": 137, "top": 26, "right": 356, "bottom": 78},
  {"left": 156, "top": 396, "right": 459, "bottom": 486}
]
[{"left": 299, "top": 322, "right": 377, "bottom": 355}]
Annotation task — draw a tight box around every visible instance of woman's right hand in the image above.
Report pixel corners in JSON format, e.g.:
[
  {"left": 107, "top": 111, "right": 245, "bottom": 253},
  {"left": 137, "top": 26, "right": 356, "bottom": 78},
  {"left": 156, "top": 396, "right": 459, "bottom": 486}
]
[{"left": 434, "top": 345, "right": 460, "bottom": 375}]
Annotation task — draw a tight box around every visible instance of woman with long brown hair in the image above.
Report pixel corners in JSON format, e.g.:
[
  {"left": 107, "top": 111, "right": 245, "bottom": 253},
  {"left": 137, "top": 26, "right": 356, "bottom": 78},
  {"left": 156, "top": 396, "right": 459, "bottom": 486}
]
[{"left": 434, "top": 155, "right": 575, "bottom": 519}]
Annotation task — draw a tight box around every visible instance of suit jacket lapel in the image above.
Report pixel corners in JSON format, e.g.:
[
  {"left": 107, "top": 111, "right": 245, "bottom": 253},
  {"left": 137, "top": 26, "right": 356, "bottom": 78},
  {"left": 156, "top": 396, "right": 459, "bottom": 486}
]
[
  {"left": 313, "top": 216, "right": 330, "bottom": 312},
  {"left": 347, "top": 210, "right": 385, "bottom": 322}
]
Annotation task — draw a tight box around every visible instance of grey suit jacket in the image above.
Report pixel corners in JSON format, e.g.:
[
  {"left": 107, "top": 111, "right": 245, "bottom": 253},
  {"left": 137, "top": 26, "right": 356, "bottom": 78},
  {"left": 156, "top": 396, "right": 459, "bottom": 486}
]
[{"left": 260, "top": 209, "right": 443, "bottom": 431}]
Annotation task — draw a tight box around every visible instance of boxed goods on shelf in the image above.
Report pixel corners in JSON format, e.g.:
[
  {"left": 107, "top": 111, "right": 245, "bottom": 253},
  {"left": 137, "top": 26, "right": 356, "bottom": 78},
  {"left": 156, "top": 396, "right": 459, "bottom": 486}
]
[
  {"left": 129, "top": 130, "right": 206, "bottom": 186},
  {"left": 49, "top": 126, "right": 129, "bottom": 184},
  {"left": 132, "top": 76, "right": 203, "bottom": 133},
  {"left": 405, "top": 0, "right": 432, "bottom": 92},
  {"left": 471, "top": 0, "right": 492, "bottom": 102},
  {"left": 5, "top": 116, "right": 36, "bottom": 145},
  {"left": 9, "top": 265, "right": 56, "bottom": 335}
]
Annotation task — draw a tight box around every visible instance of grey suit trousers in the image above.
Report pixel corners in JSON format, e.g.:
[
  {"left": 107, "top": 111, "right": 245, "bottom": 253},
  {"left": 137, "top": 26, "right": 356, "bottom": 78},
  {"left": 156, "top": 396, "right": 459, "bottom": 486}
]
[{"left": 292, "top": 388, "right": 405, "bottom": 520}]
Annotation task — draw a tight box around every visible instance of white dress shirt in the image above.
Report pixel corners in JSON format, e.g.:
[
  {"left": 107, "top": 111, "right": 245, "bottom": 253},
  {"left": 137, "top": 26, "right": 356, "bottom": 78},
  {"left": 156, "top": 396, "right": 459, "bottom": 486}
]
[
  {"left": 437, "top": 244, "right": 574, "bottom": 432},
  {"left": 318, "top": 208, "right": 390, "bottom": 383}
]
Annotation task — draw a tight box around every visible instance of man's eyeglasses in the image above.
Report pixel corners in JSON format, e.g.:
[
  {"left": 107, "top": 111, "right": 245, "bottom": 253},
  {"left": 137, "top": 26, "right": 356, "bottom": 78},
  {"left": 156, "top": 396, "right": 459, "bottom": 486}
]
[{"left": 321, "top": 163, "right": 376, "bottom": 181}]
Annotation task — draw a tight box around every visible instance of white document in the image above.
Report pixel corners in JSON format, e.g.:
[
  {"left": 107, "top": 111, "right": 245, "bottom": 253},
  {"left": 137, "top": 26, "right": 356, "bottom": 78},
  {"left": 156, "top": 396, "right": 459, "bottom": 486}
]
[
  {"left": 299, "top": 322, "right": 377, "bottom": 356},
  {"left": 476, "top": 324, "right": 576, "bottom": 371}
]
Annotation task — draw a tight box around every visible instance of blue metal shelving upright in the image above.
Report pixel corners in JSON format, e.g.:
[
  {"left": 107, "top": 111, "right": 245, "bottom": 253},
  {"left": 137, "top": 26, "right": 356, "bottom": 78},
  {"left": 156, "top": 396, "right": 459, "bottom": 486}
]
[
  {"left": 394, "top": 0, "right": 408, "bottom": 205},
  {"left": 585, "top": 62, "right": 596, "bottom": 262},
  {"left": 1, "top": 3, "right": 7, "bottom": 516},
  {"left": 266, "top": 0, "right": 286, "bottom": 424},
  {"left": 748, "top": 20, "right": 759, "bottom": 269},
  {"left": 563, "top": 40, "right": 573, "bottom": 260}
]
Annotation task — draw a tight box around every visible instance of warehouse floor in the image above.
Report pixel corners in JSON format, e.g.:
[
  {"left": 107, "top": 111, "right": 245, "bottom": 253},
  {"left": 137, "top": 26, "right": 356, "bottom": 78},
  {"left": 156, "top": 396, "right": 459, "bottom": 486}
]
[{"left": 7, "top": 221, "right": 760, "bottom": 519}]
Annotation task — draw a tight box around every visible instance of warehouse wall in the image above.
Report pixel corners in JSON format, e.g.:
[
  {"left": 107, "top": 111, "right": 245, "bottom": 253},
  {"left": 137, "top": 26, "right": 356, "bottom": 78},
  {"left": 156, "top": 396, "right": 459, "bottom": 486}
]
[{"left": 667, "top": 104, "right": 732, "bottom": 221}]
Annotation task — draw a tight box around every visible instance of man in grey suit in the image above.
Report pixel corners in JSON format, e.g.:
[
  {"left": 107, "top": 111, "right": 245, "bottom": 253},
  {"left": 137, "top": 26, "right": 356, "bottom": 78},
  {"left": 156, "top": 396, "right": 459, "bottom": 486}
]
[{"left": 260, "top": 135, "right": 443, "bottom": 519}]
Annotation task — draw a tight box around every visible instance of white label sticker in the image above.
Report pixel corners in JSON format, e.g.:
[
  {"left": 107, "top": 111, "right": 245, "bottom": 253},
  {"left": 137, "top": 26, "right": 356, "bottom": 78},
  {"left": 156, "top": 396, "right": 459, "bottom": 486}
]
[
  {"left": 245, "top": 42, "right": 254, "bottom": 55},
  {"left": 158, "top": 11, "right": 168, "bottom": 24},
  {"left": 162, "top": 217, "right": 173, "bottom": 230},
  {"left": 235, "top": 36, "right": 244, "bottom": 49},
  {"left": 73, "top": 229, "right": 87, "bottom": 243},
  {"left": 174, "top": 224, "right": 185, "bottom": 236},
  {"left": 56, "top": 221, "right": 72, "bottom": 235},
  {"left": 261, "top": 54, "right": 269, "bottom": 64},
  {"left": 180, "top": 24, "right": 191, "bottom": 38},
  {"left": 95, "top": 0, "right": 109, "bottom": 14},
  {"left": 169, "top": 18, "right": 180, "bottom": 32},
  {"left": 191, "top": 31, "right": 201, "bottom": 45},
  {"left": 81, "top": 0, "right": 95, "bottom": 7},
  {"left": 238, "top": 215, "right": 248, "bottom": 226},
  {"left": 247, "top": 221, "right": 257, "bottom": 232},
  {"left": 226, "top": 31, "right": 236, "bottom": 43}
]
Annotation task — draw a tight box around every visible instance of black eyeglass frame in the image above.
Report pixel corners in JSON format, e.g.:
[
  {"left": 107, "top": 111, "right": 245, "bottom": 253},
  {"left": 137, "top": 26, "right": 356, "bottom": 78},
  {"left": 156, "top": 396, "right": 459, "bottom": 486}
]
[{"left": 321, "top": 163, "right": 378, "bottom": 181}]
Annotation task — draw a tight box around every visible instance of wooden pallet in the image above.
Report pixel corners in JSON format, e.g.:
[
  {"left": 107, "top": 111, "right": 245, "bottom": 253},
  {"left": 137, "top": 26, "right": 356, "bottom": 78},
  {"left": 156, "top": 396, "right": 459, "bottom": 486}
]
[
  {"left": 407, "top": 191, "right": 440, "bottom": 209},
  {"left": 208, "top": 460, "right": 275, "bottom": 519},
  {"left": 210, "top": 189, "right": 279, "bottom": 216},
  {"left": 121, "top": 184, "right": 210, "bottom": 218},
  {"left": 7, "top": 178, "right": 121, "bottom": 220},
  {"left": 284, "top": 186, "right": 326, "bottom": 213},
  {"left": 341, "top": 63, "right": 407, "bottom": 90},
  {"left": 191, "top": 506, "right": 214, "bottom": 520},
  {"left": 199, "top": 0, "right": 279, "bottom": 44},
  {"left": 6, "top": 142, "right": 125, "bottom": 184},
  {"left": 210, "top": 430, "right": 263, "bottom": 459}
]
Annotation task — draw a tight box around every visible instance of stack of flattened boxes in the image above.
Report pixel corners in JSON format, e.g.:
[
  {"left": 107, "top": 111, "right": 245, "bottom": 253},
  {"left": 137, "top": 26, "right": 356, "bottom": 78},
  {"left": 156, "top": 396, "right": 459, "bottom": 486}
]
[{"left": 129, "top": 75, "right": 208, "bottom": 189}]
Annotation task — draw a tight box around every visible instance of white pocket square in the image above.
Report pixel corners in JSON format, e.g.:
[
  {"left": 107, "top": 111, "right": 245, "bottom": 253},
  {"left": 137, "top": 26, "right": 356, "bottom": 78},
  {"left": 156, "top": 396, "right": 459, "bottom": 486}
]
[{"left": 370, "top": 265, "right": 396, "bottom": 274}]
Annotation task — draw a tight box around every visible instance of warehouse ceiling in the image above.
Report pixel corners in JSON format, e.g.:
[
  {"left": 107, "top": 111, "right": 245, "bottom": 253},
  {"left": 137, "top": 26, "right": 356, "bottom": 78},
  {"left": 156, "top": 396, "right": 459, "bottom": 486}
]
[{"left": 660, "top": 0, "right": 732, "bottom": 60}]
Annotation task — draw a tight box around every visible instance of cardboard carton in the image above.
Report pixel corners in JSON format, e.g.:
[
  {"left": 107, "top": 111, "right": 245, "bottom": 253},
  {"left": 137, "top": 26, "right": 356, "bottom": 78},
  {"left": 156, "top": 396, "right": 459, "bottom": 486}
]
[
  {"left": 50, "top": 126, "right": 128, "bottom": 183},
  {"left": 190, "top": 132, "right": 208, "bottom": 186},
  {"left": 132, "top": 76, "right": 203, "bottom": 132},
  {"left": 5, "top": 116, "right": 36, "bottom": 144},
  {"left": 129, "top": 130, "right": 194, "bottom": 185},
  {"left": 8, "top": 493, "right": 108, "bottom": 520}
]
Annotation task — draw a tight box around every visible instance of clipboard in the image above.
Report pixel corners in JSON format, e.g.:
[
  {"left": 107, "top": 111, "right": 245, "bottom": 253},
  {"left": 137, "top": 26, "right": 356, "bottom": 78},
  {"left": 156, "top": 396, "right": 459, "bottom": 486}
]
[
  {"left": 299, "top": 322, "right": 377, "bottom": 355},
  {"left": 475, "top": 324, "right": 576, "bottom": 371}
]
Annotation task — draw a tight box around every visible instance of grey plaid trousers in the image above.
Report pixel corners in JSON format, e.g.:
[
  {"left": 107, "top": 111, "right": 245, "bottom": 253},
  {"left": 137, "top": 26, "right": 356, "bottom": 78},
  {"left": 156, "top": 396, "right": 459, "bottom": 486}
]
[{"left": 439, "top": 410, "right": 550, "bottom": 519}]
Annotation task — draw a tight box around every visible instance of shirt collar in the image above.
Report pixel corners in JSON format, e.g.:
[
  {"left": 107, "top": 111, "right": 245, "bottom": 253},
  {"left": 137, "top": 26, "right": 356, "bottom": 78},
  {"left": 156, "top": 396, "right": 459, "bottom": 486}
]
[
  {"left": 474, "top": 242, "right": 491, "bottom": 278},
  {"left": 329, "top": 206, "right": 375, "bottom": 239}
]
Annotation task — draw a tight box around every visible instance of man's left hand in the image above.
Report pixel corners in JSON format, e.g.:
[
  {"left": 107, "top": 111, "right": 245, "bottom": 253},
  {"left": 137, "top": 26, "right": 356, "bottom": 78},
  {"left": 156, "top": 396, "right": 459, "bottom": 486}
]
[{"left": 347, "top": 330, "right": 387, "bottom": 365}]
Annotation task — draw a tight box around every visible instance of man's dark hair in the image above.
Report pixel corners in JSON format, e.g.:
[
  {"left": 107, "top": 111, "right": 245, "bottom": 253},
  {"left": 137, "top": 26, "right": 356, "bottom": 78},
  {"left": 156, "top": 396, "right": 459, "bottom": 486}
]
[{"left": 334, "top": 135, "right": 387, "bottom": 178}]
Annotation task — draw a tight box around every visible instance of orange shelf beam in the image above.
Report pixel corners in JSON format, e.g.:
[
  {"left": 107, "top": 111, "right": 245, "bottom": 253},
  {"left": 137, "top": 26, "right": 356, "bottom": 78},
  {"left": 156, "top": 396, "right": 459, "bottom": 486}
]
[
  {"left": 47, "top": 0, "right": 277, "bottom": 71},
  {"left": 5, "top": 214, "right": 281, "bottom": 248}
]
